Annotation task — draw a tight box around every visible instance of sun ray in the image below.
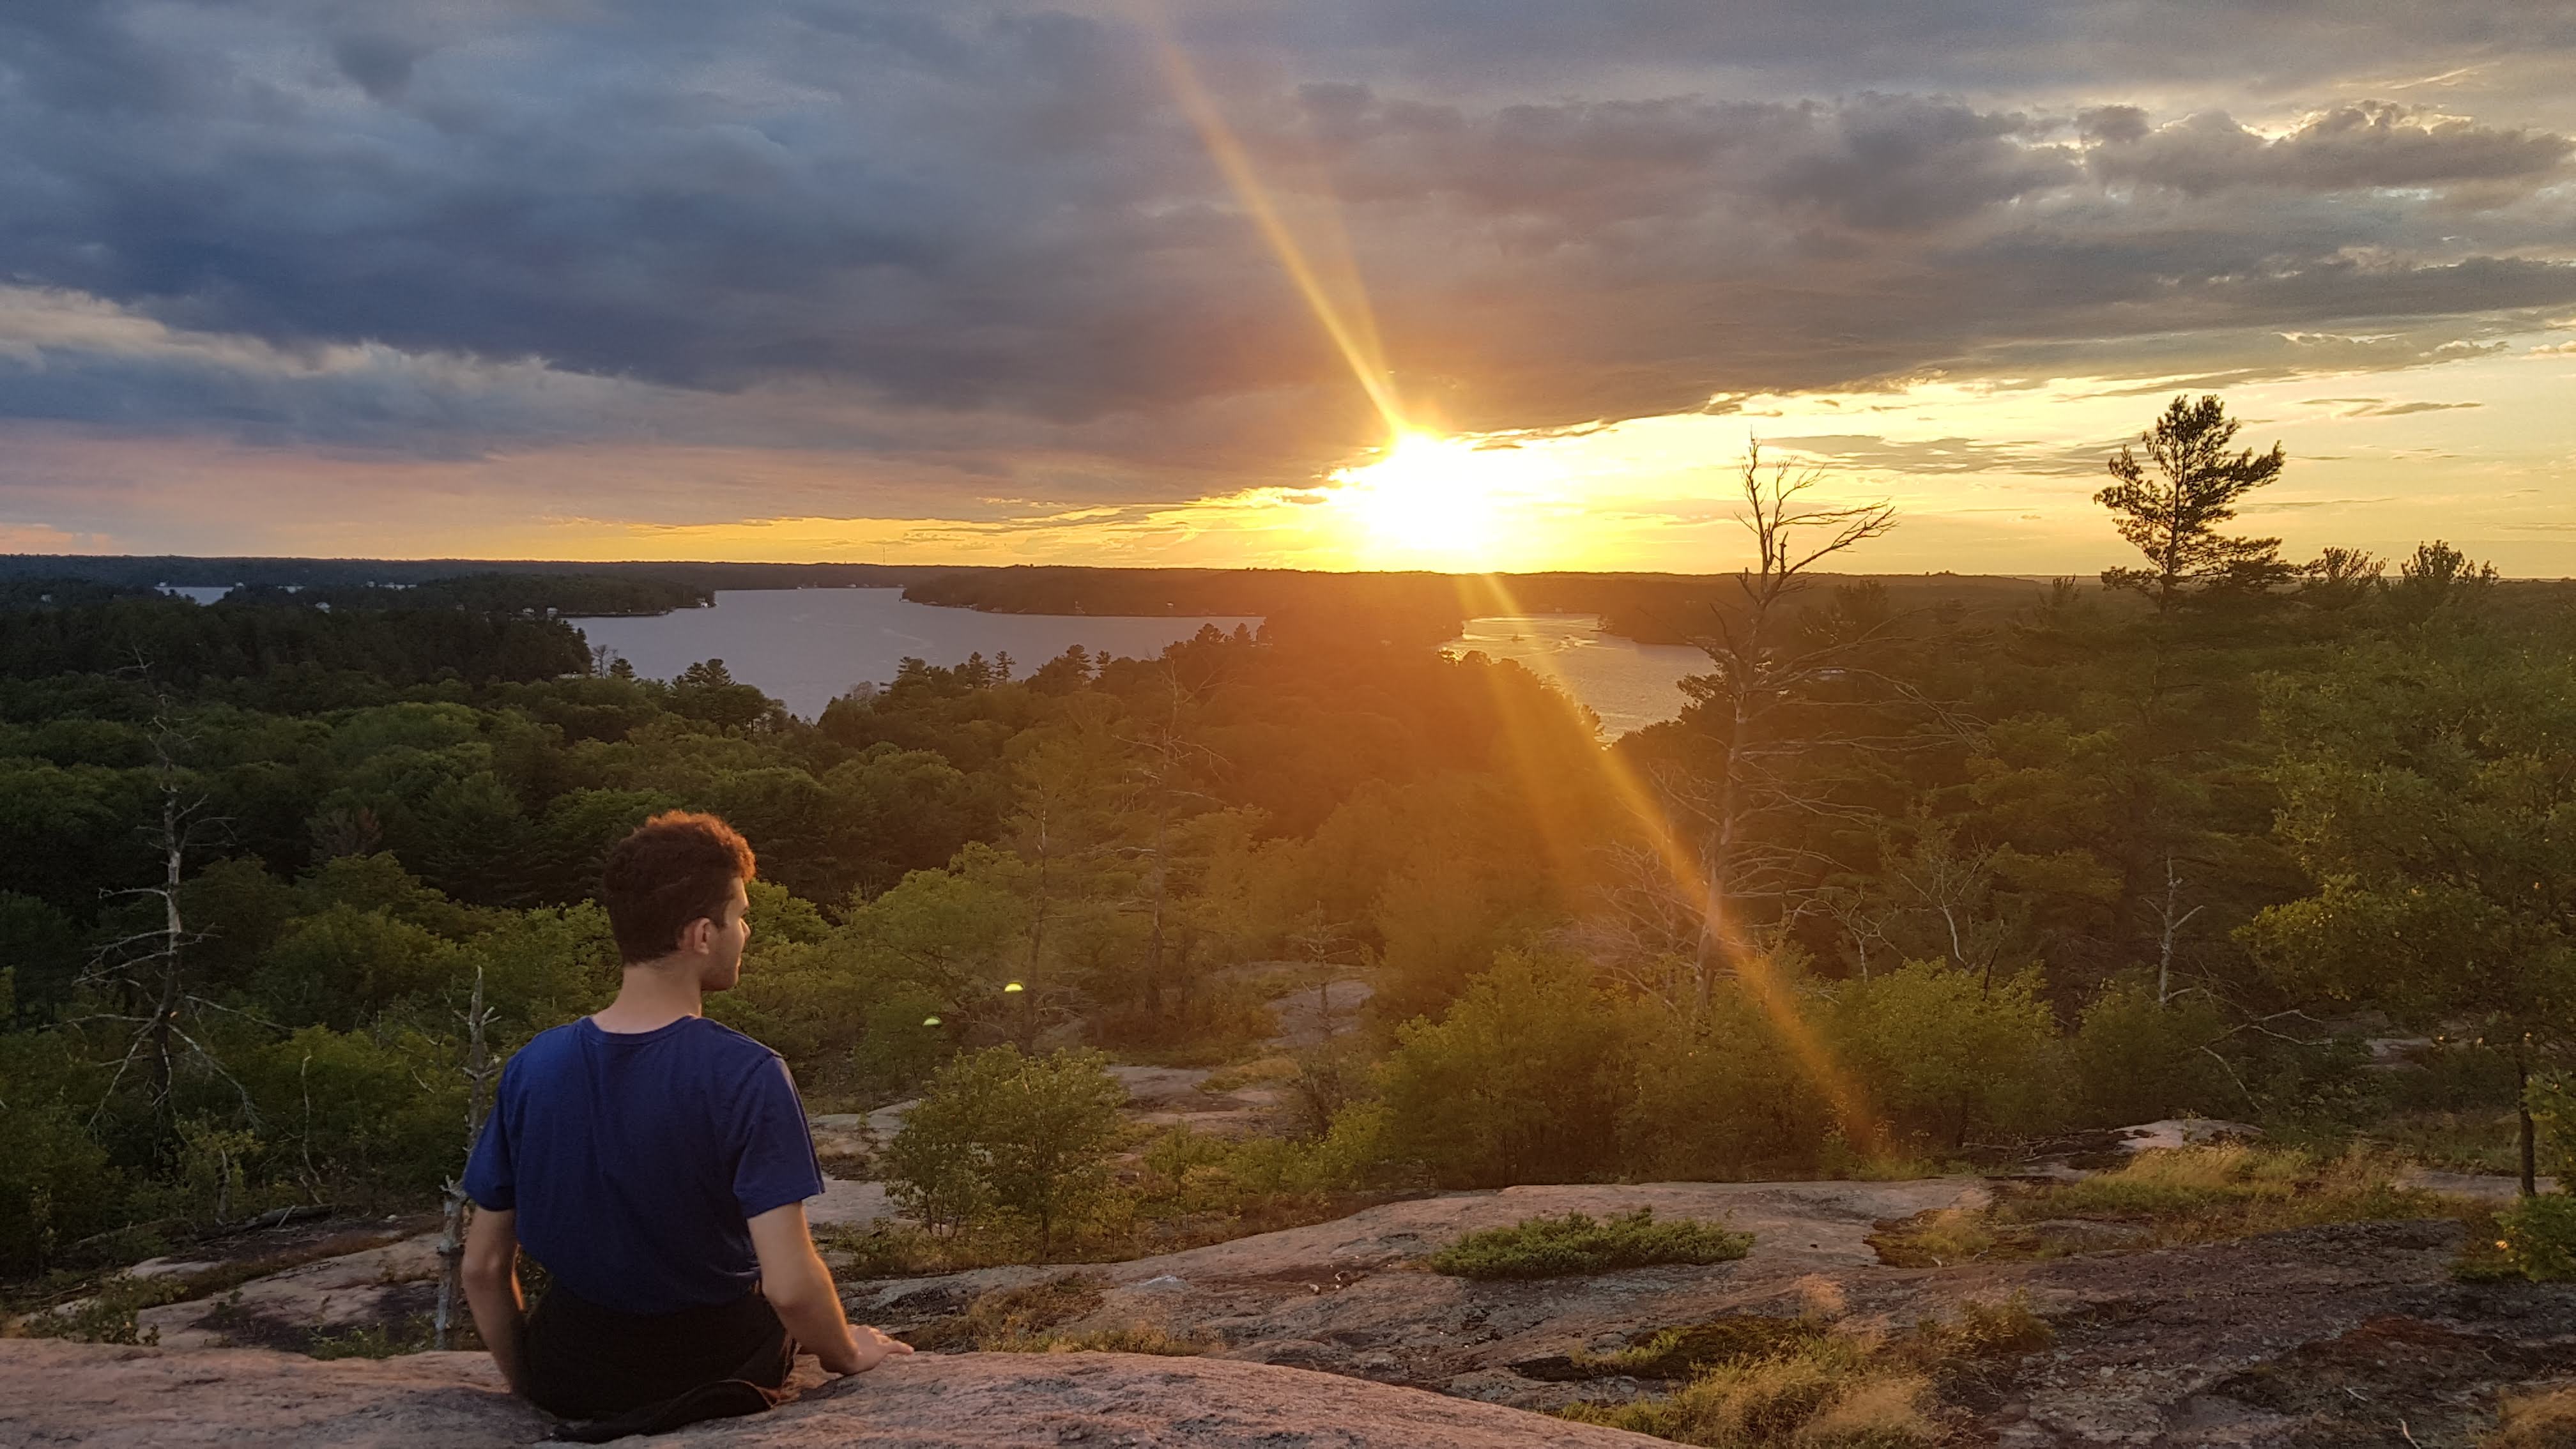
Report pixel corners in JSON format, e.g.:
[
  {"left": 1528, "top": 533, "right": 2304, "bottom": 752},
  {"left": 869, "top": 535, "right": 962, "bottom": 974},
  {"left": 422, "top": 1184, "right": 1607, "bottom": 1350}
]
[
  {"left": 1144, "top": 21, "right": 1408, "bottom": 438},
  {"left": 1451, "top": 571, "right": 1888, "bottom": 1155},
  {"left": 1143, "top": 5, "right": 1880, "bottom": 1151}
]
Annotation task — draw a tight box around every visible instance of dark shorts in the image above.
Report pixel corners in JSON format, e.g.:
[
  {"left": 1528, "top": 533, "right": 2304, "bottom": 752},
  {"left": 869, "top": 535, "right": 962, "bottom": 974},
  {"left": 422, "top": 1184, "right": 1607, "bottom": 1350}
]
[{"left": 523, "top": 1284, "right": 798, "bottom": 1441}]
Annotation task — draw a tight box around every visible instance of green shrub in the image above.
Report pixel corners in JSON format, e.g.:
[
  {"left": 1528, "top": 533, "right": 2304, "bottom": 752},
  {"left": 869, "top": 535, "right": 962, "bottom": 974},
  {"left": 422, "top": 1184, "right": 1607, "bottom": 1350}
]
[
  {"left": 1380, "top": 951, "right": 1640, "bottom": 1186},
  {"left": 17, "top": 1274, "right": 184, "bottom": 1344},
  {"left": 2495, "top": 1193, "right": 2576, "bottom": 1282},
  {"left": 0, "top": 1083, "right": 121, "bottom": 1280},
  {"left": 2069, "top": 978, "right": 2234, "bottom": 1126},
  {"left": 850, "top": 988, "right": 954, "bottom": 1093},
  {"left": 1427, "top": 1209, "right": 1752, "bottom": 1280},
  {"left": 1623, "top": 985, "right": 1833, "bottom": 1181},
  {"left": 1830, "top": 961, "right": 2065, "bottom": 1149},
  {"left": 884, "top": 1045, "right": 1126, "bottom": 1254}
]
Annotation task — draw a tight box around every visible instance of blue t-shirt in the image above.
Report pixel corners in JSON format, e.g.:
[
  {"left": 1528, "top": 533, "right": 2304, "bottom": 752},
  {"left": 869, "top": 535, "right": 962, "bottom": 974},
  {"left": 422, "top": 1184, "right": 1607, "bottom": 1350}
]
[{"left": 462, "top": 1015, "right": 825, "bottom": 1316}]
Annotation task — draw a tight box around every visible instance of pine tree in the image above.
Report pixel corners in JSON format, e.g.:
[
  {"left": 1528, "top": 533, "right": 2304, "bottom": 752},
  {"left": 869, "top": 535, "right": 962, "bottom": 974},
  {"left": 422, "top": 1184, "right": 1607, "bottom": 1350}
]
[{"left": 2096, "top": 395, "right": 2290, "bottom": 614}]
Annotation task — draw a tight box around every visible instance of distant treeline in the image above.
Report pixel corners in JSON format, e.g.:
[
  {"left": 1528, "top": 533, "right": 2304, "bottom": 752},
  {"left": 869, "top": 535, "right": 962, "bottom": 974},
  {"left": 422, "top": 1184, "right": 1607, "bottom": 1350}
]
[
  {"left": 0, "top": 556, "right": 933, "bottom": 594},
  {"left": 0, "top": 582, "right": 593, "bottom": 700},
  {"left": 2, "top": 556, "right": 2095, "bottom": 648}
]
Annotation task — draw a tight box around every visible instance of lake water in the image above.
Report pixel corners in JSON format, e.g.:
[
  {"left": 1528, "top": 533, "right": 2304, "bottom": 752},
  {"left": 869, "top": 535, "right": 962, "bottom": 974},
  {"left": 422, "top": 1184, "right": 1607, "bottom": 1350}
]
[
  {"left": 572, "top": 589, "right": 1706, "bottom": 735},
  {"left": 570, "top": 588, "right": 1260, "bottom": 719},
  {"left": 1442, "top": 615, "right": 1706, "bottom": 737}
]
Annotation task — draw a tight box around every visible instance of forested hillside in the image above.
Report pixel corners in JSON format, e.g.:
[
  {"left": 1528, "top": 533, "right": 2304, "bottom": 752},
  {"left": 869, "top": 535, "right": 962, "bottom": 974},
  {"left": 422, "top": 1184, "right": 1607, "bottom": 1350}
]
[{"left": 2, "top": 400, "right": 2570, "bottom": 1298}]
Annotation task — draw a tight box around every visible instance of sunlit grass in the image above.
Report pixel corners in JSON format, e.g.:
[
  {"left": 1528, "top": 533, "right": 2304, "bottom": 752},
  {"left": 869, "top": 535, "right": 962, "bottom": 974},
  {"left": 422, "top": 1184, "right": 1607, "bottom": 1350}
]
[
  {"left": 901, "top": 1273, "right": 1103, "bottom": 1351},
  {"left": 1873, "top": 1146, "right": 2458, "bottom": 1267},
  {"left": 2485, "top": 1384, "right": 2576, "bottom": 1449},
  {"left": 2014, "top": 1144, "right": 2439, "bottom": 1242},
  {"left": 1565, "top": 1340, "right": 1942, "bottom": 1448},
  {"left": 1563, "top": 1294, "right": 2050, "bottom": 1448}
]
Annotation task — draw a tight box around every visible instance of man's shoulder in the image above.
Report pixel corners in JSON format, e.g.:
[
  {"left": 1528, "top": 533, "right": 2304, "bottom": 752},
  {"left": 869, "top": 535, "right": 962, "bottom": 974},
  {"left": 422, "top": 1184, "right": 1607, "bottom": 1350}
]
[
  {"left": 686, "top": 1016, "right": 788, "bottom": 1071},
  {"left": 507, "top": 1020, "right": 588, "bottom": 1070}
]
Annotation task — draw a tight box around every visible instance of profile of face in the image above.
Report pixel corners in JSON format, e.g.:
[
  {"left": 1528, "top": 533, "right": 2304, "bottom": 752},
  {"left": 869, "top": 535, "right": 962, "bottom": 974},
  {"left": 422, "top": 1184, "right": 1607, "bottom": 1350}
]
[{"left": 678, "top": 878, "right": 753, "bottom": 992}]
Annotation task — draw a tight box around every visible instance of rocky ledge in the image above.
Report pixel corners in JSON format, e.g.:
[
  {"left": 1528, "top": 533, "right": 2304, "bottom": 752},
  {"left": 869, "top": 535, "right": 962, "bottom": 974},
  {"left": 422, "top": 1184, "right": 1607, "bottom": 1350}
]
[{"left": 0, "top": 1340, "right": 1666, "bottom": 1448}]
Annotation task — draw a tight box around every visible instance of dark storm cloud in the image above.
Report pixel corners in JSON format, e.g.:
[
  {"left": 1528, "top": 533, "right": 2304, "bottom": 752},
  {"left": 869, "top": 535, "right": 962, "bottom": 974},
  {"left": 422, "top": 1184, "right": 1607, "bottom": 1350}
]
[
  {"left": 2082, "top": 102, "right": 2573, "bottom": 197},
  {"left": 1289, "top": 89, "right": 2076, "bottom": 232},
  {"left": 0, "top": 0, "right": 2572, "bottom": 492}
]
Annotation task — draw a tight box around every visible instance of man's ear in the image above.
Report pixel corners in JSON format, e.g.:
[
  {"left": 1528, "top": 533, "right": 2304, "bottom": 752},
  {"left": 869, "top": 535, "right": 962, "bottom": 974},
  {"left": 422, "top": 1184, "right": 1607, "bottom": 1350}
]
[{"left": 678, "top": 916, "right": 716, "bottom": 955}]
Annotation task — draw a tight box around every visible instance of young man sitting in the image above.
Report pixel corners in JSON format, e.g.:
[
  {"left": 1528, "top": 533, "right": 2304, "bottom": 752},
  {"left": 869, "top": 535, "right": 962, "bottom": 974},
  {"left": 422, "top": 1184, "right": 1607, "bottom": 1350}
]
[{"left": 461, "top": 811, "right": 909, "bottom": 1441}]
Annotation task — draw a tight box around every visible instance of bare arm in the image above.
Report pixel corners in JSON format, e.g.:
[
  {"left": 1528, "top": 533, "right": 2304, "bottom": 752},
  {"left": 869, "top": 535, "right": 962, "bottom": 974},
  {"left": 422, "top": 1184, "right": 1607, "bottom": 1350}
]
[
  {"left": 747, "top": 1202, "right": 910, "bottom": 1376},
  {"left": 461, "top": 1208, "right": 528, "bottom": 1395}
]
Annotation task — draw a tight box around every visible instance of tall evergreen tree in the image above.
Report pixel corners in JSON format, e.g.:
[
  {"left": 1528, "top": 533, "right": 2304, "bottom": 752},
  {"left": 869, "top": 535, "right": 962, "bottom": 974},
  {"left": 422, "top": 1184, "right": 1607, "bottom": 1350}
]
[{"left": 2097, "top": 395, "right": 2290, "bottom": 614}]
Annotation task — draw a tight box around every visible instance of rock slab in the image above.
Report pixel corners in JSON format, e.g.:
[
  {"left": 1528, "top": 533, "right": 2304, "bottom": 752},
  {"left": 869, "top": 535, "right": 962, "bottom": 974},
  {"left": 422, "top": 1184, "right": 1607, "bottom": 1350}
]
[{"left": 0, "top": 1340, "right": 1667, "bottom": 1448}]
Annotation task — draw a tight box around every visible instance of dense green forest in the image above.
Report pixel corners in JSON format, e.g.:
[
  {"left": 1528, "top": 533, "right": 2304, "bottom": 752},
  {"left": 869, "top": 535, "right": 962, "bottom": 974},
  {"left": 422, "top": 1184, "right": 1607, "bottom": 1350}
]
[{"left": 2, "top": 397, "right": 2570, "bottom": 1292}]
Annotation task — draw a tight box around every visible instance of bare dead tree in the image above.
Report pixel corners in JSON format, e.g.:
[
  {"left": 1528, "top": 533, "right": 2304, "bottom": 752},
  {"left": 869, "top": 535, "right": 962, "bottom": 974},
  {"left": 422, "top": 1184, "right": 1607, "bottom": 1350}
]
[
  {"left": 1811, "top": 880, "right": 1895, "bottom": 981},
  {"left": 1653, "top": 443, "right": 1957, "bottom": 1013},
  {"left": 433, "top": 966, "right": 500, "bottom": 1351},
  {"left": 1567, "top": 841, "right": 1711, "bottom": 1014},
  {"left": 74, "top": 693, "right": 258, "bottom": 1145},
  {"left": 2154, "top": 855, "right": 2205, "bottom": 1005},
  {"left": 1889, "top": 826, "right": 2014, "bottom": 990},
  {"left": 1285, "top": 905, "right": 1365, "bottom": 1021}
]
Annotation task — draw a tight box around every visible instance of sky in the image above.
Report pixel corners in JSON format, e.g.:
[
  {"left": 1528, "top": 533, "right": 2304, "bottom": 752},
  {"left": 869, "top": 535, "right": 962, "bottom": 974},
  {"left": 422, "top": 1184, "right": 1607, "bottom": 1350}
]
[{"left": 1, "top": 1, "right": 2572, "bottom": 576}]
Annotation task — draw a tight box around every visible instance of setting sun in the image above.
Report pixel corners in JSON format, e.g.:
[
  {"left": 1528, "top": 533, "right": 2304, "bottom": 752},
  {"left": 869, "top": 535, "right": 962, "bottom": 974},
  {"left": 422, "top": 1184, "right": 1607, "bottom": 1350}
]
[{"left": 1326, "top": 431, "right": 1542, "bottom": 566}]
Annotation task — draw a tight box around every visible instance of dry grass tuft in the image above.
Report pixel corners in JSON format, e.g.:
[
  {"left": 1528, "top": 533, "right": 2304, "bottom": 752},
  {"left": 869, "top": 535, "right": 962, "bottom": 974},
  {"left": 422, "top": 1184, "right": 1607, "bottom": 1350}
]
[
  {"left": 1563, "top": 1295, "right": 2048, "bottom": 1446},
  {"left": 1875, "top": 1146, "right": 2456, "bottom": 1267},
  {"left": 1025, "top": 1324, "right": 1211, "bottom": 1356},
  {"left": 903, "top": 1273, "right": 1105, "bottom": 1351},
  {"left": 1565, "top": 1341, "right": 1942, "bottom": 1448},
  {"left": 1905, "top": 1293, "right": 2053, "bottom": 1363},
  {"left": 2485, "top": 1384, "right": 2576, "bottom": 1449},
  {"left": 2018, "top": 1144, "right": 2435, "bottom": 1241}
]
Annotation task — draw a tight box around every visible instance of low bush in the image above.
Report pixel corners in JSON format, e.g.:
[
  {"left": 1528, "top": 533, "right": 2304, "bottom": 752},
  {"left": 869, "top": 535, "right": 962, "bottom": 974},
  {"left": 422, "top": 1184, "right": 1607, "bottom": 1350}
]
[
  {"left": 2494, "top": 1193, "right": 2576, "bottom": 1282},
  {"left": 1427, "top": 1209, "right": 1752, "bottom": 1280},
  {"left": 884, "top": 1046, "right": 1127, "bottom": 1254},
  {"left": 12, "top": 1273, "right": 179, "bottom": 1344},
  {"left": 1380, "top": 952, "right": 1643, "bottom": 1186}
]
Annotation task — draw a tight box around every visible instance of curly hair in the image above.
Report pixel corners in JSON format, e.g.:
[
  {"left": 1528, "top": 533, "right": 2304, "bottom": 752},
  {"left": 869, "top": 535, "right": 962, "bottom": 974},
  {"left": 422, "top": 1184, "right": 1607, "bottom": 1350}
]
[{"left": 601, "top": 811, "right": 757, "bottom": 963}]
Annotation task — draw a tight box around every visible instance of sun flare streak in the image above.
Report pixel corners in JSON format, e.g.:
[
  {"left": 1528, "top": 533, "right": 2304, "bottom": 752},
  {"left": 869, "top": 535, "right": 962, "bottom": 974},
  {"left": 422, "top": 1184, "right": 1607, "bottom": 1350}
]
[
  {"left": 1452, "top": 571, "right": 1888, "bottom": 1154},
  {"left": 1146, "top": 26, "right": 1407, "bottom": 438}
]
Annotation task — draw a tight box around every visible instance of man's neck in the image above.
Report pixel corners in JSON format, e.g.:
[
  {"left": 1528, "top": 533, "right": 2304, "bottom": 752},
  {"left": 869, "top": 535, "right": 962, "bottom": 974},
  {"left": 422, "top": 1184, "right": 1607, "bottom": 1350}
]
[{"left": 590, "top": 960, "right": 705, "bottom": 1034}]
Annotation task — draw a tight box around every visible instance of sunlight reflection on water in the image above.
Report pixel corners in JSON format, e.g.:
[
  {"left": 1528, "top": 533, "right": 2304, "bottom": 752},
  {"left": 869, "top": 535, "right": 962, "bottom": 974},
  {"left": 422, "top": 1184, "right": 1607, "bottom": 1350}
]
[{"left": 1441, "top": 614, "right": 1705, "bottom": 739}]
